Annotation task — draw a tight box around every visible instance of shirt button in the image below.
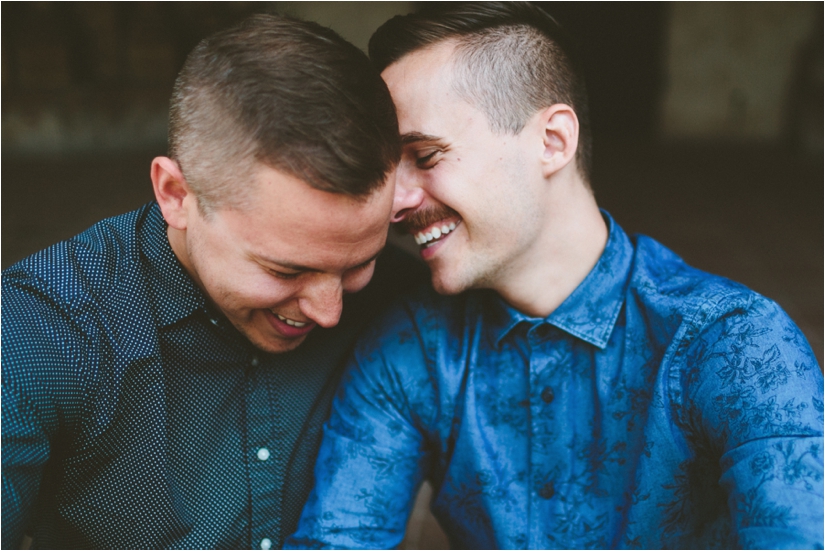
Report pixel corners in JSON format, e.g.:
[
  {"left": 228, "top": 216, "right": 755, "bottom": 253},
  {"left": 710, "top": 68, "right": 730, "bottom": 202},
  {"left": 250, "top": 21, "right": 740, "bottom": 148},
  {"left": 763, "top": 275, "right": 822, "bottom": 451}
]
[
  {"left": 260, "top": 537, "right": 272, "bottom": 550},
  {"left": 541, "top": 386, "right": 555, "bottom": 404},
  {"left": 209, "top": 318, "right": 219, "bottom": 326},
  {"left": 251, "top": 356, "right": 260, "bottom": 367},
  {"left": 539, "top": 480, "right": 555, "bottom": 499},
  {"left": 257, "top": 447, "right": 270, "bottom": 461}
]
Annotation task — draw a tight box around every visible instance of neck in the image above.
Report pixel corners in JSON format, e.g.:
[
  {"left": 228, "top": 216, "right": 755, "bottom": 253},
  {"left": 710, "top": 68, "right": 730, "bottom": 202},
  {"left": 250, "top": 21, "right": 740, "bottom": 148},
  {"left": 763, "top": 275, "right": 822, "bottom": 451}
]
[
  {"left": 496, "top": 174, "right": 608, "bottom": 318},
  {"left": 167, "top": 225, "right": 201, "bottom": 288}
]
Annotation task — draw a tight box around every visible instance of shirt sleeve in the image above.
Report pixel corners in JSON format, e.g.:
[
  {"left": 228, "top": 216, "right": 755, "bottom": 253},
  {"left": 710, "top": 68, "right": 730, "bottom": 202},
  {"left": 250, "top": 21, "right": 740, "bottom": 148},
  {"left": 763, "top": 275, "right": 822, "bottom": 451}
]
[
  {"left": 285, "top": 302, "right": 434, "bottom": 550},
  {"left": 681, "top": 293, "right": 824, "bottom": 549},
  {"left": 1, "top": 278, "right": 89, "bottom": 549}
]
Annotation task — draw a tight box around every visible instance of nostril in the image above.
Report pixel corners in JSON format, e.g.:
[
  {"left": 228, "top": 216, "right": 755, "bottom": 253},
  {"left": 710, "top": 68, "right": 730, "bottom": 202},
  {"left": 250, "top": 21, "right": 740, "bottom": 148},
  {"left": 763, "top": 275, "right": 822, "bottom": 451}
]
[{"left": 391, "top": 208, "right": 413, "bottom": 224}]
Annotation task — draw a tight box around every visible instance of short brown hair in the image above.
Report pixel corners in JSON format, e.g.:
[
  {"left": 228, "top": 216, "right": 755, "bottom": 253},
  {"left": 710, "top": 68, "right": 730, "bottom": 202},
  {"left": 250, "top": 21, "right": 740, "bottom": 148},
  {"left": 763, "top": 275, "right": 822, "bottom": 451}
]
[
  {"left": 369, "top": 2, "right": 592, "bottom": 183},
  {"left": 169, "top": 13, "right": 400, "bottom": 213}
]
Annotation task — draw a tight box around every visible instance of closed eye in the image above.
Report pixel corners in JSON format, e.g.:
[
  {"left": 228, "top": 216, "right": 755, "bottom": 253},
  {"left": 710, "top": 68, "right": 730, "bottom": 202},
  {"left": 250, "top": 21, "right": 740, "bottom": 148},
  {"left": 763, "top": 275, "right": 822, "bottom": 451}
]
[
  {"left": 349, "top": 259, "right": 375, "bottom": 273},
  {"left": 268, "top": 269, "right": 302, "bottom": 280},
  {"left": 415, "top": 150, "right": 441, "bottom": 169}
]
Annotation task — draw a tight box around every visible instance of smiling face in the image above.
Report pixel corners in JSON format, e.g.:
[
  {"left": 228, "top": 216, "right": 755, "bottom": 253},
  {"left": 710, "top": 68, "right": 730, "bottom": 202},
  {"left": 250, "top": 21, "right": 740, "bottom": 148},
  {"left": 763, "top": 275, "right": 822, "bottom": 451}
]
[
  {"left": 384, "top": 41, "right": 550, "bottom": 296},
  {"left": 171, "top": 163, "right": 393, "bottom": 353}
]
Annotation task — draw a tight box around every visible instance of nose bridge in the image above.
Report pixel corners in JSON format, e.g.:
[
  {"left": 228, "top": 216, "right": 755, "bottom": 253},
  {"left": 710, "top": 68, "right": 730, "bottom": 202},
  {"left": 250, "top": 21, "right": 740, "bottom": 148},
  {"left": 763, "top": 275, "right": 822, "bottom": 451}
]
[
  {"left": 300, "top": 274, "right": 343, "bottom": 328},
  {"left": 391, "top": 166, "right": 425, "bottom": 223}
]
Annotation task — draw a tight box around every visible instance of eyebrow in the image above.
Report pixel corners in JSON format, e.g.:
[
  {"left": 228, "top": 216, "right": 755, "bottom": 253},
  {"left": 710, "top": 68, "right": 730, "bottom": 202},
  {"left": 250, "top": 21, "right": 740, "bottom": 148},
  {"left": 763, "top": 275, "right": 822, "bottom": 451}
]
[
  {"left": 257, "top": 247, "right": 386, "bottom": 273},
  {"left": 401, "top": 132, "right": 442, "bottom": 145}
]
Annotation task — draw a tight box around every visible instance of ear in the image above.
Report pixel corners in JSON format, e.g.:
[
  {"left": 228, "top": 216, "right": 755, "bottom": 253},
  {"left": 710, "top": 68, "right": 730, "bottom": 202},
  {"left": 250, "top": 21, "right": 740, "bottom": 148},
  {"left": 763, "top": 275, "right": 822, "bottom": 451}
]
[
  {"left": 539, "top": 104, "right": 579, "bottom": 179},
  {"left": 151, "top": 156, "right": 194, "bottom": 230}
]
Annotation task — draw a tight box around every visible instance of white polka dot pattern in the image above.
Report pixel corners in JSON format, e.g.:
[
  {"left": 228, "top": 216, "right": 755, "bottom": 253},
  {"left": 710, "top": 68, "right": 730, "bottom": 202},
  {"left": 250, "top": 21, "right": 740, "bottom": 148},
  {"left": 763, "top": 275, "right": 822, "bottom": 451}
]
[{"left": 1, "top": 202, "right": 428, "bottom": 549}]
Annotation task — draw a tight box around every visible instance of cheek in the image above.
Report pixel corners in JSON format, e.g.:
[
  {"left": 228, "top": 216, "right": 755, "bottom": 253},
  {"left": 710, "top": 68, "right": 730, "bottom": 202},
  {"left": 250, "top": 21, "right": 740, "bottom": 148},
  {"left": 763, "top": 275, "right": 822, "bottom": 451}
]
[
  {"left": 217, "top": 272, "right": 299, "bottom": 308},
  {"left": 428, "top": 160, "right": 492, "bottom": 208}
]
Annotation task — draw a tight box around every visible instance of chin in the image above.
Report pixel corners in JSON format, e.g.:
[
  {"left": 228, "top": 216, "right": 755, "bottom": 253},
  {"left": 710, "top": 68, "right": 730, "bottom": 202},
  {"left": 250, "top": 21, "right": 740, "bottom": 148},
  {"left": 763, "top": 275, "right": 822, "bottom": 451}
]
[{"left": 430, "top": 270, "right": 471, "bottom": 296}]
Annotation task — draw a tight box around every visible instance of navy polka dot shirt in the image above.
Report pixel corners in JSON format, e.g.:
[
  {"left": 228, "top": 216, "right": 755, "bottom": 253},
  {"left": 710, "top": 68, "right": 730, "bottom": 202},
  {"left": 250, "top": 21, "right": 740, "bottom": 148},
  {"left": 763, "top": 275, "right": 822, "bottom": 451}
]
[{"left": 1, "top": 202, "right": 427, "bottom": 549}]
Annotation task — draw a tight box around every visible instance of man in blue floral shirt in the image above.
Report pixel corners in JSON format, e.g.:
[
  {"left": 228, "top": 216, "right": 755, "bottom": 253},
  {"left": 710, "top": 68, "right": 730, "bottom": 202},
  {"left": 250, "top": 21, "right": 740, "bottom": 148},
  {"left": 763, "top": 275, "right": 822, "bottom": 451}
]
[{"left": 287, "top": 3, "right": 823, "bottom": 549}]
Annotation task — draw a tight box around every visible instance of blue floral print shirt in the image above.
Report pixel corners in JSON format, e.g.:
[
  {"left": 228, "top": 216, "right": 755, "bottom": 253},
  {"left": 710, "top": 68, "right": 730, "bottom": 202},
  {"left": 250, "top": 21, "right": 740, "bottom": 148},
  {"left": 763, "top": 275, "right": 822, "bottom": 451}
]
[{"left": 287, "top": 212, "right": 823, "bottom": 550}]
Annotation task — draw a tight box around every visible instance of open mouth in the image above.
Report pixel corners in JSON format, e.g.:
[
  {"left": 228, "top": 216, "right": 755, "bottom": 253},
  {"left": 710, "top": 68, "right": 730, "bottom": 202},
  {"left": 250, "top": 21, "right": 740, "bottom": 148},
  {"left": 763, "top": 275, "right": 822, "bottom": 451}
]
[
  {"left": 412, "top": 218, "right": 461, "bottom": 249},
  {"left": 266, "top": 310, "right": 316, "bottom": 338},
  {"left": 275, "top": 313, "right": 308, "bottom": 327}
]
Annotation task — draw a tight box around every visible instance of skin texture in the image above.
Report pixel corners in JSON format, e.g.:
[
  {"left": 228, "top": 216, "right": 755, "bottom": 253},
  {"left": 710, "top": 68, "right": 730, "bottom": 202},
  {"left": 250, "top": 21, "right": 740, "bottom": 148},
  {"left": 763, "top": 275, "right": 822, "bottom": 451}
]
[
  {"left": 385, "top": 40, "right": 608, "bottom": 317},
  {"left": 152, "top": 156, "right": 394, "bottom": 353}
]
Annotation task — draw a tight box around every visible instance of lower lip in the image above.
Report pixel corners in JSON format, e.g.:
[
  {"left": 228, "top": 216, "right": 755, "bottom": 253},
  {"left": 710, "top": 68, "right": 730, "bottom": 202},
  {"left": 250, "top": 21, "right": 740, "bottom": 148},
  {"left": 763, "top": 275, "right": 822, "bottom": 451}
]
[{"left": 264, "top": 310, "right": 316, "bottom": 338}]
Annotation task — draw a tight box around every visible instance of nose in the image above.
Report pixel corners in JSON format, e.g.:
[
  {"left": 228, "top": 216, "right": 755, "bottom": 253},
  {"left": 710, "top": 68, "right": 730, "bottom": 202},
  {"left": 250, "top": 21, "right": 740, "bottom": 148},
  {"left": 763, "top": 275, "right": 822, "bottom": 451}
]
[
  {"left": 391, "top": 169, "right": 425, "bottom": 223},
  {"left": 299, "top": 276, "right": 344, "bottom": 329}
]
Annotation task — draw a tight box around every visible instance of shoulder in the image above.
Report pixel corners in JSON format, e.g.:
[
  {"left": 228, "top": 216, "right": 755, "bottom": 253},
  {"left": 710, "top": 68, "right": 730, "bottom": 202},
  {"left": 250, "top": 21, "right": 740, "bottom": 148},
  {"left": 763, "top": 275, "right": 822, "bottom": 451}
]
[
  {"left": 624, "top": 234, "right": 794, "bottom": 352},
  {"left": 2, "top": 205, "right": 152, "bottom": 314},
  {"left": 347, "top": 282, "right": 479, "bottom": 419},
  {"left": 340, "top": 282, "right": 477, "bottom": 437},
  {"left": 629, "top": 237, "right": 823, "bottom": 442},
  {"left": 630, "top": 234, "right": 815, "bottom": 360},
  {"left": 629, "top": 233, "right": 818, "bottom": 363},
  {"left": 2, "top": 205, "right": 156, "bottom": 408},
  {"left": 630, "top": 235, "right": 751, "bottom": 318}
]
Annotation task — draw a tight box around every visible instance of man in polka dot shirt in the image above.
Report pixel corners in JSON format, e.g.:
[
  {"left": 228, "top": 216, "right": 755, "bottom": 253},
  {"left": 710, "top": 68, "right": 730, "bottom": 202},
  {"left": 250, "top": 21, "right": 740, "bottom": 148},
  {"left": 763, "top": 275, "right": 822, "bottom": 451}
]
[{"left": 2, "top": 14, "right": 425, "bottom": 549}]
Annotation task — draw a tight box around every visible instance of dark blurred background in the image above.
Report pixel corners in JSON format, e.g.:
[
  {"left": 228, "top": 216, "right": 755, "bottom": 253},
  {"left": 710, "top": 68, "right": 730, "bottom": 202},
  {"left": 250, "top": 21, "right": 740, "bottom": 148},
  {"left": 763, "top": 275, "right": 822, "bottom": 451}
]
[{"left": 2, "top": 3, "right": 822, "bottom": 547}]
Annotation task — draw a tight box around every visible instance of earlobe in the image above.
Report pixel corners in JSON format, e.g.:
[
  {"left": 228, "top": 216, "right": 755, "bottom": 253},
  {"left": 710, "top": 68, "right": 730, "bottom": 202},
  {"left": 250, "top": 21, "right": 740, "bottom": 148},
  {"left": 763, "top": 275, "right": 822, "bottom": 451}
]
[
  {"left": 540, "top": 105, "right": 579, "bottom": 178},
  {"left": 151, "top": 156, "right": 192, "bottom": 230}
]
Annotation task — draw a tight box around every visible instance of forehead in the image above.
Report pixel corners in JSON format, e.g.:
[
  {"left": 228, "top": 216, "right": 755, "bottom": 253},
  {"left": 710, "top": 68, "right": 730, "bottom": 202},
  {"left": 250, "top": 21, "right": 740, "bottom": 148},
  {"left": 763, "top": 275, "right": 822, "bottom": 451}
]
[
  {"left": 219, "top": 163, "right": 392, "bottom": 266},
  {"left": 381, "top": 41, "right": 489, "bottom": 144},
  {"left": 381, "top": 40, "right": 457, "bottom": 88}
]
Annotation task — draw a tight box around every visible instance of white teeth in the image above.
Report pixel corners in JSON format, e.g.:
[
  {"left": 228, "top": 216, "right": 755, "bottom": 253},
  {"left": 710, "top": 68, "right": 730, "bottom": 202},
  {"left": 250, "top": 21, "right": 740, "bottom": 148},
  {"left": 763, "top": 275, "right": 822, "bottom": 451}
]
[
  {"left": 276, "top": 313, "right": 307, "bottom": 327},
  {"left": 412, "top": 221, "right": 459, "bottom": 246}
]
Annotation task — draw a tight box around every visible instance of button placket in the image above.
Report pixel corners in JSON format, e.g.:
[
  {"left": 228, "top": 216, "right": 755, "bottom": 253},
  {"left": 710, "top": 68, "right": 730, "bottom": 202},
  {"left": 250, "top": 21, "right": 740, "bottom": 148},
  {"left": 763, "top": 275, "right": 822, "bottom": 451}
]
[
  {"left": 526, "top": 321, "right": 562, "bottom": 545},
  {"left": 245, "top": 366, "right": 280, "bottom": 549}
]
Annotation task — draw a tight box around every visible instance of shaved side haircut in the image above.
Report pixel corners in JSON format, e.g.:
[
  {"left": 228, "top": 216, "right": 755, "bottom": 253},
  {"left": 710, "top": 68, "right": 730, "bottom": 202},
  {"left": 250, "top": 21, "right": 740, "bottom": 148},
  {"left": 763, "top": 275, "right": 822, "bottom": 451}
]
[
  {"left": 369, "top": 2, "right": 592, "bottom": 184},
  {"left": 170, "top": 13, "right": 400, "bottom": 213}
]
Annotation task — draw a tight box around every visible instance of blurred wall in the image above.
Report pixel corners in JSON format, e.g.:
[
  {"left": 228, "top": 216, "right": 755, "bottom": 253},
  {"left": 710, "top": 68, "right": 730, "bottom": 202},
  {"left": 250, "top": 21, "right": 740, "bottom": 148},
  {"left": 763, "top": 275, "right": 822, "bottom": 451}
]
[
  {"left": 661, "top": 2, "right": 821, "bottom": 147},
  {"left": 1, "top": 2, "right": 414, "bottom": 156},
  {"left": 3, "top": 2, "right": 821, "bottom": 156}
]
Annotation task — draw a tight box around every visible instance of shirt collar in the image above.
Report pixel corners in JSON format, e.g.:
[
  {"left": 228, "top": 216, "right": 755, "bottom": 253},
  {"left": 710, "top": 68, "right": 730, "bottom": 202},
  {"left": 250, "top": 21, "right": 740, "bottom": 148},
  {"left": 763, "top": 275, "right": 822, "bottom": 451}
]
[
  {"left": 489, "top": 211, "right": 633, "bottom": 349},
  {"left": 138, "top": 202, "right": 208, "bottom": 328}
]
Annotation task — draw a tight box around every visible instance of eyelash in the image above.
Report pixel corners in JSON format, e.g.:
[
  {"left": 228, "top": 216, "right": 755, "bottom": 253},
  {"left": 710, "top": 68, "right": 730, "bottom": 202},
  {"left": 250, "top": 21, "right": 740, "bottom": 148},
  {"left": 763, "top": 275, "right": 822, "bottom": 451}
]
[
  {"left": 270, "top": 270, "right": 301, "bottom": 280},
  {"left": 350, "top": 262, "right": 373, "bottom": 274},
  {"left": 415, "top": 150, "right": 440, "bottom": 169},
  {"left": 270, "top": 261, "right": 373, "bottom": 281}
]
